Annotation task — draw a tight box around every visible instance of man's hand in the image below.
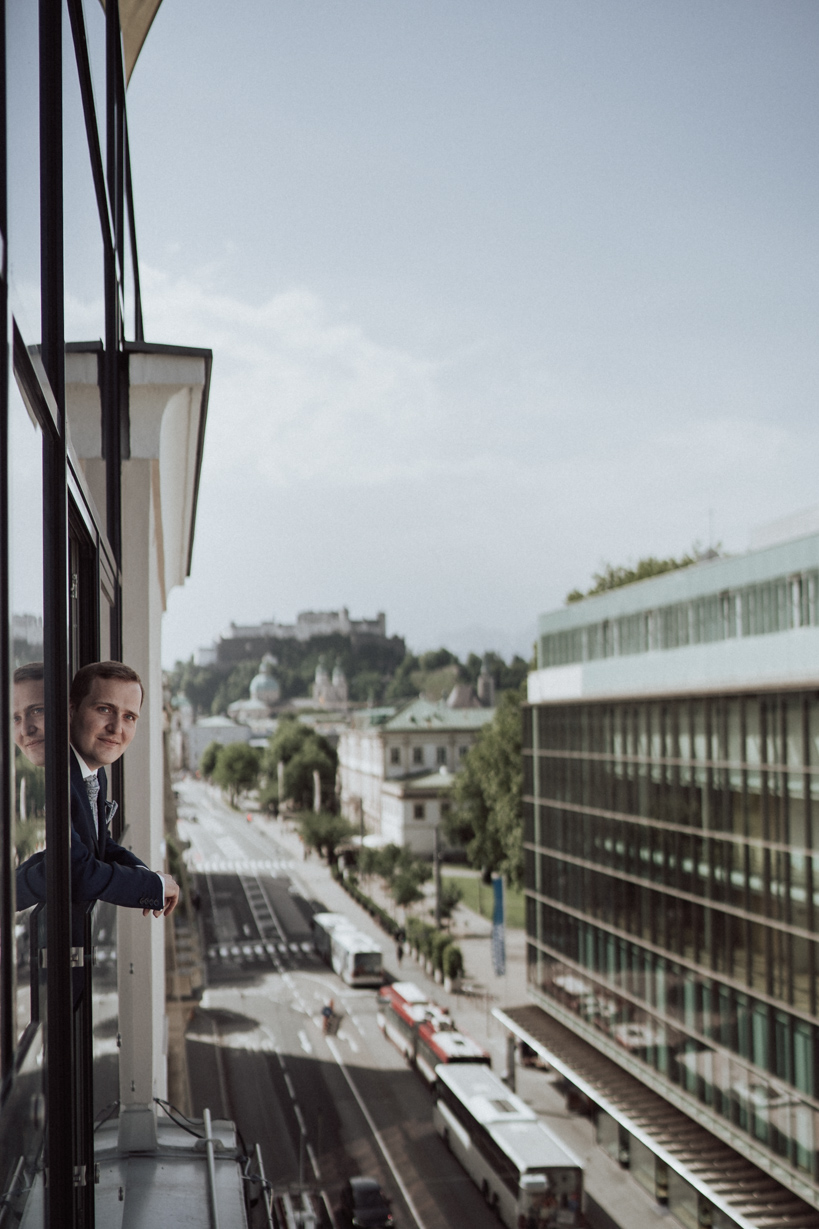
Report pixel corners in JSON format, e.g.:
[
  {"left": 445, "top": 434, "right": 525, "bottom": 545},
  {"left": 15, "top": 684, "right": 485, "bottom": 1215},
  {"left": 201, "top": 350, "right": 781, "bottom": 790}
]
[{"left": 143, "top": 874, "right": 181, "bottom": 917}]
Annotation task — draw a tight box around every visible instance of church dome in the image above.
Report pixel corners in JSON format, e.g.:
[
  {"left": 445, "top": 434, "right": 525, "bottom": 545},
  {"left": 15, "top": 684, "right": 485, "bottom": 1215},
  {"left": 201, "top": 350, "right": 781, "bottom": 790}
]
[{"left": 249, "top": 654, "right": 280, "bottom": 707}]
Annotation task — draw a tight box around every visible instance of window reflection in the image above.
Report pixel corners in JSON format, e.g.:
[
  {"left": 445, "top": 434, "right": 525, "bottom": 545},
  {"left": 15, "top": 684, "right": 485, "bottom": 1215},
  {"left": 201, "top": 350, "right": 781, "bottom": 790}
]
[{"left": 9, "top": 371, "right": 45, "bottom": 1046}]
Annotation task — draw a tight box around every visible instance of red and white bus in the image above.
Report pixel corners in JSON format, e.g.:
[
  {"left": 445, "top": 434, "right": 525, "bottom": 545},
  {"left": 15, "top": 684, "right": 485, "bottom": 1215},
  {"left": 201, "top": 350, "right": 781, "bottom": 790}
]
[
  {"left": 377, "top": 981, "right": 490, "bottom": 1084},
  {"left": 414, "top": 1018, "right": 490, "bottom": 1086}
]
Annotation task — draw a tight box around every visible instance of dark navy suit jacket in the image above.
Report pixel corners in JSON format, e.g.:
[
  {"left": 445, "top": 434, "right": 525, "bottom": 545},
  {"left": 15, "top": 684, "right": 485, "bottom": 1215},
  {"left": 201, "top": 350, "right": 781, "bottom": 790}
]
[{"left": 16, "top": 750, "right": 165, "bottom": 913}]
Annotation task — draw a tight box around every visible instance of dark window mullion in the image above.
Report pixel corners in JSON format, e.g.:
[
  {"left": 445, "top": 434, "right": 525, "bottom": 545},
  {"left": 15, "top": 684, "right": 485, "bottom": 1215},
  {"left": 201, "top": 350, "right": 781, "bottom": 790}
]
[
  {"left": 40, "top": 0, "right": 76, "bottom": 1222},
  {"left": 0, "top": 0, "right": 13, "bottom": 1075}
]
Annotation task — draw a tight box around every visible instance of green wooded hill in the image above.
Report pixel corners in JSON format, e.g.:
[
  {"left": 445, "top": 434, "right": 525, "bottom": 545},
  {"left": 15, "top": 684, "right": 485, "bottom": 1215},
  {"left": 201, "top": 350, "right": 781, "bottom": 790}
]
[{"left": 168, "top": 640, "right": 530, "bottom": 717}]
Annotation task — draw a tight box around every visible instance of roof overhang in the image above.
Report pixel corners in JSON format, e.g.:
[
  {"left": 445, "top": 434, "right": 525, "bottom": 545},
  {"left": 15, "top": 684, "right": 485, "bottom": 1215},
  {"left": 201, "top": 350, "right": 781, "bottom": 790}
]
[
  {"left": 65, "top": 341, "right": 212, "bottom": 609},
  {"left": 102, "top": 0, "right": 164, "bottom": 83}
]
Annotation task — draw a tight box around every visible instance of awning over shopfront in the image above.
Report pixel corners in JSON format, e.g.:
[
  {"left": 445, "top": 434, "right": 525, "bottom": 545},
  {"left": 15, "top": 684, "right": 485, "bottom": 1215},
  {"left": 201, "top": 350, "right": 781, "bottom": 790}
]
[{"left": 496, "top": 1004, "right": 819, "bottom": 1229}]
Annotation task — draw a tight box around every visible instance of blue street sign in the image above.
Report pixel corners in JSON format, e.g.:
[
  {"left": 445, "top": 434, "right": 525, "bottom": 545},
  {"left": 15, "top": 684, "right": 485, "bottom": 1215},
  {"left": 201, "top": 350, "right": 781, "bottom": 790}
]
[{"left": 492, "top": 875, "right": 506, "bottom": 976}]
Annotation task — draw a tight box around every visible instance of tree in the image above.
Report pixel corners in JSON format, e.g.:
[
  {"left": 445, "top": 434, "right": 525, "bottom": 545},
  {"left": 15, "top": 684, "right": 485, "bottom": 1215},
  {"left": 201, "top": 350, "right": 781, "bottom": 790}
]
[
  {"left": 211, "top": 660, "right": 261, "bottom": 716},
  {"left": 199, "top": 740, "right": 222, "bottom": 779},
  {"left": 284, "top": 741, "right": 337, "bottom": 810},
  {"left": 357, "top": 845, "right": 382, "bottom": 885},
  {"left": 262, "top": 718, "right": 337, "bottom": 811},
  {"left": 438, "top": 879, "right": 463, "bottom": 926},
  {"left": 361, "top": 843, "right": 431, "bottom": 915},
  {"left": 257, "top": 780, "right": 279, "bottom": 815},
  {"left": 566, "top": 544, "right": 723, "bottom": 604},
  {"left": 297, "top": 810, "right": 353, "bottom": 862},
  {"left": 213, "top": 742, "right": 261, "bottom": 805},
  {"left": 348, "top": 670, "right": 384, "bottom": 704},
  {"left": 384, "top": 652, "right": 420, "bottom": 701},
  {"left": 463, "top": 651, "right": 530, "bottom": 693},
  {"left": 418, "top": 648, "right": 459, "bottom": 671},
  {"left": 389, "top": 869, "right": 426, "bottom": 911},
  {"left": 165, "top": 657, "right": 225, "bottom": 718},
  {"left": 445, "top": 689, "right": 523, "bottom": 886}
]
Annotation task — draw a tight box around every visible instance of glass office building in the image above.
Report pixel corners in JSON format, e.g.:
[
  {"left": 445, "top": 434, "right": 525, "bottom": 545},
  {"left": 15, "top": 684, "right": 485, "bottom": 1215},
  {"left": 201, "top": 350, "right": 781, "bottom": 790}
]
[{"left": 514, "top": 534, "right": 819, "bottom": 1228}]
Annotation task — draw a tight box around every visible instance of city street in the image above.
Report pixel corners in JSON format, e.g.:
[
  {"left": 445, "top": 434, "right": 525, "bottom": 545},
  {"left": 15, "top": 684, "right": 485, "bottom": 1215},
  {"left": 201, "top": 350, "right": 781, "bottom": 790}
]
[{"left": 176, "top": 778, "right": 498, "bottom": 1229}]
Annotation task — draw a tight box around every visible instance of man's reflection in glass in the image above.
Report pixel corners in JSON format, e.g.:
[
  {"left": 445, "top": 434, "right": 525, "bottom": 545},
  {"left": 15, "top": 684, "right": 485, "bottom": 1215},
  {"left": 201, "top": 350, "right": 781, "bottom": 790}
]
[
  {"left": 12, "top": 662, "right": 45, "bottom": 768},
  {"left": 12, "top": 663, "right": 46, "bottom": 1032}
]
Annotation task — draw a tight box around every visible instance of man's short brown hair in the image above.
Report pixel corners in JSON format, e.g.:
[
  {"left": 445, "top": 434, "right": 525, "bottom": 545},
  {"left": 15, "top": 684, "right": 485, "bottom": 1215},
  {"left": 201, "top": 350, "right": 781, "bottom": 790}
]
[
  {"left": 14, "top": 662, "right": 44, "bottom": 685},
  {"left": 70, "top": 662, "right": 144, "bottom": 708}
]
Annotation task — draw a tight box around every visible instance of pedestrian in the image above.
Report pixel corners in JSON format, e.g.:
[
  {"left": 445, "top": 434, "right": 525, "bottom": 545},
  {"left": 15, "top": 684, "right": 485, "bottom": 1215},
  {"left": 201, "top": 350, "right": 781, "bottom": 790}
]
[{"left": 396, "top": 940, "right": 404, "bottom": 967}]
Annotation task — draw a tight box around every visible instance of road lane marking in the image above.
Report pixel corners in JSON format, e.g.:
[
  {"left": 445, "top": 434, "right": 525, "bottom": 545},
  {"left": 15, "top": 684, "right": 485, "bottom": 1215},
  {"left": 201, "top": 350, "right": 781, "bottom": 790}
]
[
  {"left": 294, "top": 1104, "right": 306, "bottom": 1133},
  {"left": 338, "top": 1030, "right": 359, "bottom": 1053},
  {"left": 307, "top": 1145, "right": 321, "bottom": 1180},
  {"left": 284, "top": 1074, "right": 296, "bottom": 1099},
  {"left": 298, "top": 1030, "right": 313, "bottom": 1054},
  {"left": 325, "top": 1037, "right": 429, "bottom": 1229}
]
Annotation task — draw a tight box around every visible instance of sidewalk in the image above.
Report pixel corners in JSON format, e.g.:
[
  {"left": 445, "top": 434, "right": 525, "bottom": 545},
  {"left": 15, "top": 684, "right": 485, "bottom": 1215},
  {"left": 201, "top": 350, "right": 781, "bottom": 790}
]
[{"left": 250, "top": 808, "right": 682, "bottom": 1229}]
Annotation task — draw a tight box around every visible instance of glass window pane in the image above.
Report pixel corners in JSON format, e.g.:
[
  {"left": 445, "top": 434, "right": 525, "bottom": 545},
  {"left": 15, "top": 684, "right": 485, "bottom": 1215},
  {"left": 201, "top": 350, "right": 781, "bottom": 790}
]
[
  {"left": 9, "top": 371, "right": 45, "bottom": 1048},
  {"left": 6, "top": 2, "right": 41, "bottom": 344},
  {"left": 63, "top": 4, "right": 105, "bottom": 345}
]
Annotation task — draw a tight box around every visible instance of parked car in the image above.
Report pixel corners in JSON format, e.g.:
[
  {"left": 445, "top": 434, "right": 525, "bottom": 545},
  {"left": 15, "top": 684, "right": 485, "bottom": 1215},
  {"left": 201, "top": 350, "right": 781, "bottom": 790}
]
[{"left": 338, "top": 1176, "right": 394, "bottom": 1228}]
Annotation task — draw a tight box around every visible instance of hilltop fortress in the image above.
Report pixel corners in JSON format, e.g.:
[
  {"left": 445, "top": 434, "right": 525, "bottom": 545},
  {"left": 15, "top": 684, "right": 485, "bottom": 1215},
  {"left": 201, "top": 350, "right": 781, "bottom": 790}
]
[{"left": 196, "top": 607, "right": 390, "bottom": 666}]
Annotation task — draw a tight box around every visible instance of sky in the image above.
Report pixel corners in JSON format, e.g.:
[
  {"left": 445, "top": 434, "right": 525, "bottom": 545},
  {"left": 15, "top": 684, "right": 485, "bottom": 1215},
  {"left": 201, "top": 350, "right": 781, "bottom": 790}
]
[{"left": 121, "top": 1, "right": 819, "bottom": 667}]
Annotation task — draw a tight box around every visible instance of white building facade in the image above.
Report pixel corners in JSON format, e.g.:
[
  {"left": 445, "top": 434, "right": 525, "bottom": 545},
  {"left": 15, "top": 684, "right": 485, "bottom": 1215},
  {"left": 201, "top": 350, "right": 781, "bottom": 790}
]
[{"left": 339, "top": 697, "right": 494, "bottom": 853}]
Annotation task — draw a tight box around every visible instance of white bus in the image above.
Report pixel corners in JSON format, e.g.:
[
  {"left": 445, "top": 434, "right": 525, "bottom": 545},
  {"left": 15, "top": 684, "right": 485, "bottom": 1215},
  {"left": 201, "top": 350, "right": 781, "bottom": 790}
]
[
  {"left": 312, "top": 912, "right": 351, "bottom": 962},
  {"left": 433, "top": 1063, "right": 583, "bottom": 1228},
  {"left": 329, "top": 926, "right": 383, "bottom": 987}
]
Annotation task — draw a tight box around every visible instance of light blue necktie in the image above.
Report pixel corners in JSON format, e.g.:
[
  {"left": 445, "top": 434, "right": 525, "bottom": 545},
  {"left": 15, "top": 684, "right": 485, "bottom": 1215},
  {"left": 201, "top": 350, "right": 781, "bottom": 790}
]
[{"left": 84, "top": 772, "right": 100, "bottom": 815}]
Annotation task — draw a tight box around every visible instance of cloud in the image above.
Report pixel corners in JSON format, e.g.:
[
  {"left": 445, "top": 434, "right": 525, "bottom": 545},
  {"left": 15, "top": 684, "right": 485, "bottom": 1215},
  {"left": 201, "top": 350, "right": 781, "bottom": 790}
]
[
  {"left": 142, "top": 267, "right": 819, "bottom": 666},
  {"left": 142, "top": 267, "right": 470, "bottom": 487}
]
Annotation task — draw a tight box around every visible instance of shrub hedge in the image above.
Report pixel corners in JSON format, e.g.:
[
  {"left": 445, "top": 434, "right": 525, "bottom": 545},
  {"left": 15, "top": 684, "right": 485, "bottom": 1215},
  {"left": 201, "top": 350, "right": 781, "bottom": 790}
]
[
  {"left": 331, "top": 867, "right": 465, "bottom": 981},
  {"left": 332, "top": 866, "right": 400, "bottom": 938},
  {"left": 431, "top": 929, "right": 453, "bottom": 972},
  {"left": 443, "top": 944, "right": 464, "bottom": 980}
]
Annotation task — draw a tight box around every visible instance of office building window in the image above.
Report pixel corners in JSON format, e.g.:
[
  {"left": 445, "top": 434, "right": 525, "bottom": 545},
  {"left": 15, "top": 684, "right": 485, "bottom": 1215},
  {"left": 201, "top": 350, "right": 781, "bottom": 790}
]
[
  {"left": 539, "top": 573, "right": 819, "bottom": 667},
  {"left": 390, "top": 747, "right": 401, "bottom": 765},
  {"left": 436, "top": 746, "right": 447, "bottom": 765},
  {"left": 525, "top": 690, "right": 819, "bottom": 1180},
  {"left": 413, "top": 803, "right": 425, "bottom": 820},
  {"left": 413, "top": 747, "right": 423, "bottom": 765}
]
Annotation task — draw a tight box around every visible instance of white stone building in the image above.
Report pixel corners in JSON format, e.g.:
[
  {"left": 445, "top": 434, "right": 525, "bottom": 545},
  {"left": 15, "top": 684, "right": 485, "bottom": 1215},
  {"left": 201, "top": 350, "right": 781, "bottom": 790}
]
[
  {"left": 338, "top": 695, "right": 494, "bottom": 853},
  {"left": 186, "top": 714, "right": 251, "bottom": 769}
]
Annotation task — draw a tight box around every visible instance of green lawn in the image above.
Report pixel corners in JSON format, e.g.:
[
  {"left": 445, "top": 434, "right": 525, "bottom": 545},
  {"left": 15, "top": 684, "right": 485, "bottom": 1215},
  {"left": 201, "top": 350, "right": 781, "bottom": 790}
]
[{"left": 442, "top": 873, "right": 526, "bottom": 929}]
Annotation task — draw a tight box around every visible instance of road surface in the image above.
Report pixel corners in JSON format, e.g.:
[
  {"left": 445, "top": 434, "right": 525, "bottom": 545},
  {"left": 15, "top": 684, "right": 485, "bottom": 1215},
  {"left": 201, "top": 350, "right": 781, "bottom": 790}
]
[{"left": 176, "top": 777, "right": 497, "bottom": 1229}]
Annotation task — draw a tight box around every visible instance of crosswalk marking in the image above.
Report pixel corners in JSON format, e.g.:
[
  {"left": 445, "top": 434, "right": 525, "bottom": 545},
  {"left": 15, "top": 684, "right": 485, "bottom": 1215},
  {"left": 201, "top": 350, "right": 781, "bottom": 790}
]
[
  {"left": 206, "top": 942, "right": 320, "bottom": 968},
  {"left": 185, "top": 855, "right": 296, "bottom": 874}
]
